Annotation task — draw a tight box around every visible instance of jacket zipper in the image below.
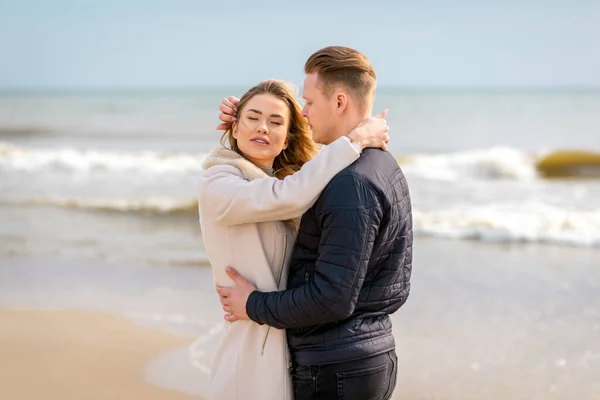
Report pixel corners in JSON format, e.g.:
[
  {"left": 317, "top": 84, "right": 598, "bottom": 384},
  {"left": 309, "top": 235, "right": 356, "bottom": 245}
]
[{"left": 261, "top": 233, "right": 287, "bottom": 356}]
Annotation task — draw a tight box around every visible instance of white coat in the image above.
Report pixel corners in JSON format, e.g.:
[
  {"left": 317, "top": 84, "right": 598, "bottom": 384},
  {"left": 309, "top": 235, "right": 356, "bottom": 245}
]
[{"left": 197, "top": 136, "right": 360, "bottom": 400}]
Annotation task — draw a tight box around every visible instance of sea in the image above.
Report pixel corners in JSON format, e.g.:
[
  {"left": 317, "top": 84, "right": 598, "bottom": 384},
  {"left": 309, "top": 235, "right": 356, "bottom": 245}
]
[{"left": 1, "top": 88, "right": 599, "bottom": 399}]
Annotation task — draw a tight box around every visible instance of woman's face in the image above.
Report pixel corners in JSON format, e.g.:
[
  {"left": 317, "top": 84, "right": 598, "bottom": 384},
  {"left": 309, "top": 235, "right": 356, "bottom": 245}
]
[{"left": 233, "top": 94, "right": 290, "bottom": 169}]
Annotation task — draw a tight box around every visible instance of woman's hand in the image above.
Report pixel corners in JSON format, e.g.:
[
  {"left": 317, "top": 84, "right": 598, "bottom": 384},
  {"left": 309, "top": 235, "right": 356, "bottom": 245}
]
[
  {"left": 216, "top": 96, "right": 240, "bottom": 130},
  {"left": 347, "top": 110, "right": 390, "bottom": 151}
]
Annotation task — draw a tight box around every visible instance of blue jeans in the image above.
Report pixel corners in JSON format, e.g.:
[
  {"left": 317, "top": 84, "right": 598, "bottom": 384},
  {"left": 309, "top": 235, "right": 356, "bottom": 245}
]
[{"left": 291, "top": 349, "right": 397, "bottom": 400}]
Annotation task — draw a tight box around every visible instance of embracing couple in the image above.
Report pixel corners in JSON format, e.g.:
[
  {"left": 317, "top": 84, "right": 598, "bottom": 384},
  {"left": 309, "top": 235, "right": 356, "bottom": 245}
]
[{"left": 197, "top": 46, "right": 413, "bottom": 400}]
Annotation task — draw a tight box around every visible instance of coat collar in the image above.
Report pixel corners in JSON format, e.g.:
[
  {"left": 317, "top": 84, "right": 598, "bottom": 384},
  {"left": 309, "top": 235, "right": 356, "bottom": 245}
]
[
  {"left": 202, "top": 147, "right": 270, "bottom": 181},
  {"left": 202, "top": 147, "right": 300, "bottom": 233}
]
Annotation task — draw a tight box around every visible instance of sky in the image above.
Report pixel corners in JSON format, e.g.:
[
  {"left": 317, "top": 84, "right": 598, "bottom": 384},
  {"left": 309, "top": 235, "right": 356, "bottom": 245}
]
[{"left": 1, "top": 0, "right": 599, "bottom": 89}]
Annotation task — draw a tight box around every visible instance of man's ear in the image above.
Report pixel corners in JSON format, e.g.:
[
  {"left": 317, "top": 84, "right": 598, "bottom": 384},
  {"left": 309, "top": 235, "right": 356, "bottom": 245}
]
[{"left": 335, "top": 92, "right": 348, "bottom": 115}]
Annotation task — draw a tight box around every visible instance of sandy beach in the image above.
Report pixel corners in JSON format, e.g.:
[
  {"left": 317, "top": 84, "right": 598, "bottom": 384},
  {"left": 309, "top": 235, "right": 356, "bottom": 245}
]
[
  {"left": 0, "top": 308, "right": 203, "bottom": 400},
  {"left": 2, "top": 238, "right": 600, "bottom": 399}
]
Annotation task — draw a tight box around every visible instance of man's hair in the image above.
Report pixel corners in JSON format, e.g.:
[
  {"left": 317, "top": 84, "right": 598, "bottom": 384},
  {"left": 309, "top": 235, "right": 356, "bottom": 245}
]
[{"left": 304, "top": 46, "right": 377, "bottom": 110}]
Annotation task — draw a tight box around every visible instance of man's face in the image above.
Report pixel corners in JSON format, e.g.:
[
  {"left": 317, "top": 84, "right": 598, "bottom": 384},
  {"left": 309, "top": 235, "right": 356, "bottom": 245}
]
[{"left": 301, "top": 73, "right": 338, "bottom": 145}]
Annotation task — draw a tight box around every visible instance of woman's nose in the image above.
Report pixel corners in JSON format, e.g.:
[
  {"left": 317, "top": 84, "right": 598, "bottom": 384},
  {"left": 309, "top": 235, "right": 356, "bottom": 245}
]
[{"left": 257, "top": 120, "right": 268, "bottom": 133}]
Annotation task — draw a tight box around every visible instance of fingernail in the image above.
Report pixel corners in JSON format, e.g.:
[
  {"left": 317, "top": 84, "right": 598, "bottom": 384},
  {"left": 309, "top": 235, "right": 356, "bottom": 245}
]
[{"left": 226, "top": 267, "right": 232, "bottom": 272}]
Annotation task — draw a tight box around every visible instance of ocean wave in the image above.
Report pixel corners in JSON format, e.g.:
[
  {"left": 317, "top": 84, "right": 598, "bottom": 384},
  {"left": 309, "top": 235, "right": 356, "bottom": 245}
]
[
  {"left": 7, "top": 195, "right": 599, "bottom": 247},
  {"left": 399, "top": 148, "right": 600, "bottom": 181},
  {"left": 414, "top": 202, "right": 600, "bottom": 247},
  {"left": 0, "top": 126, "right": 49, "bottom": 136},
  {"left": 2, "top": 142, "right": 599, "bottom": 181},
  {"left": 398, "top": 147, "right": 539, "bottom": 181},
  {"left": 0, "top": 142, "right": 206, "bottom": 174},
  {"left": 6, "top": 196, "right": 198, "bottom": 214}
]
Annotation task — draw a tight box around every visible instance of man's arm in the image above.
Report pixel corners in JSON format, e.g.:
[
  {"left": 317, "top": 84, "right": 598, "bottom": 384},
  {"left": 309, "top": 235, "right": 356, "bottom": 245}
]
[{"left": 246, "top": 174, "right": 382, "bottom": 329}]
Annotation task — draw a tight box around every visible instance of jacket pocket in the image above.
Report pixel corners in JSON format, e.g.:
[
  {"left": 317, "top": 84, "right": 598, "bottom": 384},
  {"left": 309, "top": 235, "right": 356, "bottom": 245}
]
[
  {"left": 304, "top": 270, "right": 314, "bottom": 284},
  {"left": 297, "top": 269, "right": 314, "bottom": 334}
]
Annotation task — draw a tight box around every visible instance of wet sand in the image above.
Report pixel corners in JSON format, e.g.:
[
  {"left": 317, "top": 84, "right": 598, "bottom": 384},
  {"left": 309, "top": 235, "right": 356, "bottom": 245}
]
[
  {"left": 0, "top": 309, "right": 204, "bottom": 400},
  {"left": 1, "top": 237, "right": 600, "bottom": 399}
]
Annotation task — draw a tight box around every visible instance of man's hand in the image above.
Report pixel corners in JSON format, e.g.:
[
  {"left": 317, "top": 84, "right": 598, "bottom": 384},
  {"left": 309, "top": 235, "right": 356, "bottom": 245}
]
[
  {"left": 216, "top": 266, "right": 257, "bottom": 322},
  {"left": 216, "top": 96, "right": 239, "bottom": 130}
]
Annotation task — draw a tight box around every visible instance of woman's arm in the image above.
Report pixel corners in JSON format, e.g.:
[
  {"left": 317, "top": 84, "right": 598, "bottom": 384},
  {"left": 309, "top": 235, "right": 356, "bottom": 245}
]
[{"left": 198, "top": 135, "right": 359, "bottom": 226}]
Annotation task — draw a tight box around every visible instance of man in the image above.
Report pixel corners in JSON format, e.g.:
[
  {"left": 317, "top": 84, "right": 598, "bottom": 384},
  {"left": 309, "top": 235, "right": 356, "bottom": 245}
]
[{"left": 217, "top": 46, "right": 413, "bottom": 400}]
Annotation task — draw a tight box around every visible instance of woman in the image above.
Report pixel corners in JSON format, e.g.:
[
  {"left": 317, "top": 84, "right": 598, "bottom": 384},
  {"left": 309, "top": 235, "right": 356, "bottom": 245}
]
[{"left": 197, "top": 79, "right": 389, "bottom": 400}]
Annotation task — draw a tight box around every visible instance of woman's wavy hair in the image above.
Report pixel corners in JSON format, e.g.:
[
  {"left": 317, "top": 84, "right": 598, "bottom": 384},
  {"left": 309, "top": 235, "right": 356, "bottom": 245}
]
[{"left": 220, "top": 79, "right": 318, "bottom": 179}]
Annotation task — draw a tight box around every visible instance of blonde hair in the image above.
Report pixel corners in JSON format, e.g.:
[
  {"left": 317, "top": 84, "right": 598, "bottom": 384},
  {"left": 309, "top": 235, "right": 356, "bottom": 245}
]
[
  {"left": 304, "top": 46, "right": 377, "bottom": 111},
  {"left": 220, "top": 80, "right": 318, "bottom": 179}
]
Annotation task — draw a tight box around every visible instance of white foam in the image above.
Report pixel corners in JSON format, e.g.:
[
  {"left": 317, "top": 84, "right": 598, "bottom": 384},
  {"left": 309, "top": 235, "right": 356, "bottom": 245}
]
[
  {"left": 1, "top": 142, "right": 543, "bottom": 181},
  {"left": 414, "top": 202, "right": 600, "bottom": 246},
  {"left": 125, "top": 313, "right": 225, "bottom": 376},
  {"left": 4, "top": 143, "right": 589, "bottom": 183},
  {"left": 401, "top": 147, "right": 539, "bottom": 181},
  {"left": 189, "top": 323, "right": 225, "bottom": 375},
  {"left": 0, "top": 142, "right": 207, "bottom": 174},
  {"left": 126, "top": 311, "right": 210, "bottom": 327},
  {"left": 6, "top": 196, "right": 198, "bottom": 214},
  {"left": 8, "top": 195, "right": 600, "bottom": 246}
]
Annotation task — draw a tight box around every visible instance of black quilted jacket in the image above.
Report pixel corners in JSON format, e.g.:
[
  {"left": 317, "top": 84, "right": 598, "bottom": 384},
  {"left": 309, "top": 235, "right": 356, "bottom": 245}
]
[{"left": 247, "top": 148, "right": 413, "bottom": 365}]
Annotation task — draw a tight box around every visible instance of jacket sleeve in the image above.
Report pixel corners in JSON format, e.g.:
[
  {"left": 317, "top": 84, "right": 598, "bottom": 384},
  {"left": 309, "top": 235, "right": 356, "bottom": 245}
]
[
  {"left": 197, "top": 136, "right": 359, "bottom": 226},
  {"left": 246, "top": 174, "right": 382, "bottom": 328}
]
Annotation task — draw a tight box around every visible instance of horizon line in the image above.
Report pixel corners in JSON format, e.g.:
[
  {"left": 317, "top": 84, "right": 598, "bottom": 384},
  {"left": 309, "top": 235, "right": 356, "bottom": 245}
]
[{"left": 1, "top": 84, "right": 600, "bottom": 95}]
